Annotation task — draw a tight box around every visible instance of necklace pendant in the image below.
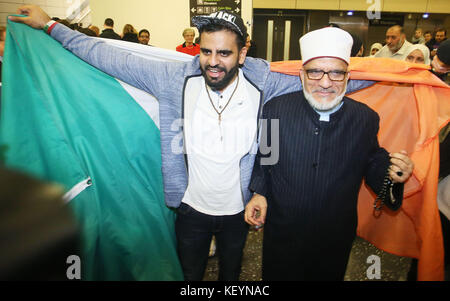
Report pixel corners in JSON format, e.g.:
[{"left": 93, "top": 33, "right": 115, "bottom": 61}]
[{"left": 218, "top": 114, "right": 221, "bottom": 125}]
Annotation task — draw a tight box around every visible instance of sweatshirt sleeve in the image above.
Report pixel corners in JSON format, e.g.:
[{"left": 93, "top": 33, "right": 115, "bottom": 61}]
[{"left": 50, "top": 23, "right": 176, "bottom": 99}]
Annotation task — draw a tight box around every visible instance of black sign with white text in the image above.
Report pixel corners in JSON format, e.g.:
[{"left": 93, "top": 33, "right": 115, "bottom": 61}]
[{"left": 190, "top": 0, "right": 242, "bottom": 26}]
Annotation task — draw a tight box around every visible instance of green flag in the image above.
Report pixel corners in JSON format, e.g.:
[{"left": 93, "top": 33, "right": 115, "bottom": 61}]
[{"left": 0, "top": 19, "right": 183, "bottom": 280}]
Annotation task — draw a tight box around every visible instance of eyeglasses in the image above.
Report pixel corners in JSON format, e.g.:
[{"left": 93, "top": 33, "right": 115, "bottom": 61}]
[{"left": 305, "top": 69, "right": 348, "bottom": 81}]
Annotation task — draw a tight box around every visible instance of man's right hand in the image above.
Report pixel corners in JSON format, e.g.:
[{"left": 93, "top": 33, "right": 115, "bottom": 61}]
[
  {"left": 432, "top": 55, "right": 450, "bottom": 74},
  {"left": 8, "top": 5, "right": 51, "bottom": 29},
  {"left": 244, "top": 193, "right": 267, "bottom": 227}
]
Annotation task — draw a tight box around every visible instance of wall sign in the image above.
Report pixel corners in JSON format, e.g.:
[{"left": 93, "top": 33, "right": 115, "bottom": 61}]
[{"left": 190, "top": 0, "right": 242, "bottom": 26}]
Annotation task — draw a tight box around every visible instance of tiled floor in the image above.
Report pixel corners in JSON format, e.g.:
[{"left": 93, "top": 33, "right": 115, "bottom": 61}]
[{"left": 203, "top": 229, "right": 413, "bottom": 281}]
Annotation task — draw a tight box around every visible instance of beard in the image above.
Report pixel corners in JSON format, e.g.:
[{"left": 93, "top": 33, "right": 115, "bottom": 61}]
[
  {"left": 302, "top": 82, "right": 347, "bottom": 112},
  {"left": 201, "top": 63, "right": 240, "bottom": 91},
  {"left": 388, "top": 40, "right": 403, "bottom": 53}
]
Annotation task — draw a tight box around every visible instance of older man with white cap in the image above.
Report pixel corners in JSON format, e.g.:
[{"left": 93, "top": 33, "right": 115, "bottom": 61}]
[{"left": 245, "top": 27, "right": 414, "bottom": 281}]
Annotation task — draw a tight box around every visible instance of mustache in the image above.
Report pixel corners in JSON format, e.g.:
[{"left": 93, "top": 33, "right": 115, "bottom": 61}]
[
  {"left": 311, "top": 89, "right": 336, "bottom": 93},
  {"left": 205, "top": 65, "right": 227, "bottom": 72}
]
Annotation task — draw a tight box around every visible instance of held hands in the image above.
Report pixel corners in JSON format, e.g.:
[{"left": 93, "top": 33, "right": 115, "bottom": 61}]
[
  {"left": 244, "top": 193, "right": 267, "bottom": 228},
  {"left": 8, "top": 5, "right": 51, "bottom": 29},
  {"left": 388, "top": 150, "right": 414, "bottom": 183}
]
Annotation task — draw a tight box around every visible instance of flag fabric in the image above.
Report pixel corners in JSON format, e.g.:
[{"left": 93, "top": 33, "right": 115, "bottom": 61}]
[
  {"left": 271, "top": 58, "right": 450, "bottom": 281},
  {"left": 1, "top": 20, "right": 187, "bottom": 280}
]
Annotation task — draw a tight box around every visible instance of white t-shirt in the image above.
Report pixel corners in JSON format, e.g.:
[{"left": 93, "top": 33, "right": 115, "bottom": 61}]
[{"left": 182, "top": 69, "right": 259, "bottom": 215}]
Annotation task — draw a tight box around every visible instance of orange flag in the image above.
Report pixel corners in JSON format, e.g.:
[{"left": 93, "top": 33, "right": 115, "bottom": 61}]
[{"left": 271, "top": 57, "right": 450, "bottom": 281}]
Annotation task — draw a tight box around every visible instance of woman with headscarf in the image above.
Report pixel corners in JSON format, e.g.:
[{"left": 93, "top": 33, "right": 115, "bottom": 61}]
[
  {"left": 369, "top": 43, "right": 382, "bottom": 57},
  {"left": 405, "top": 44, "right": 431, "bottom": 65}
]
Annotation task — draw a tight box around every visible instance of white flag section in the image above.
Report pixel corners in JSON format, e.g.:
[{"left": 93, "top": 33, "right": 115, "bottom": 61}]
[
  {"left": 102, "top": 38, "right": 194, "bottom": 62},
  {"left": 103, "top": 39, "right": 195, "bottom": 129}
]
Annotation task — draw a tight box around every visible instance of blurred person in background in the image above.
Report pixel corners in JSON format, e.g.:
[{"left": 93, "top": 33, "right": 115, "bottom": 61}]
[
  {"left": 176, "top": 28, "right": 200, "bottom": 56},
  {"left": 369, "top": 42, "right": 382, "bottom": 57},
  {"left": 405, "top": 44, "right": 430, "bottom": 65},
  {"left": 121, "top": 24, "right": 139, "bottom": 43},
  {"left": 350, "top": 33, "right": 364, "bottom": 57},
  {"left": 88, "top": 25, "right": 99, "bottom": 37},
  {"left": 375, "top": 25, "right": 412, "bottom": 60},
  {"left": 245, "top": 33, "right": 257, "bottom": 57},
  {"left": 411, "top": 28, "right": 425, "bottom": 45},
  {"left": 424, "top": 31, "right": 433, "bottom": 44},
  {"left": 138, "top": 29, "right": 150, "bottom": 45},
  {"left": 426, "top": 28, "right": 447, "bottom": 59},
  {"left": 99, "top": 18, "right": 120, "bottom": 40}
]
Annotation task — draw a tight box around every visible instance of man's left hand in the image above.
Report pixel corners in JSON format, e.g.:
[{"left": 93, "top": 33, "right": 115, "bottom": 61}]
[{"left": 389, "top": 150, "right": 414, "bottom": 183}]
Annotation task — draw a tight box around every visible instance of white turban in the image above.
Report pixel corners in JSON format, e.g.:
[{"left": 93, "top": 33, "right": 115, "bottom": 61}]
[{"left": 300, "top": 27, "right": 353, "bottom": 65}]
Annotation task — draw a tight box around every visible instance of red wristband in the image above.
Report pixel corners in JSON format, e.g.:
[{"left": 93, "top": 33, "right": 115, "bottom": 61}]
[{"left": 47, "top": 21, "right": 57, "bottom": 34}]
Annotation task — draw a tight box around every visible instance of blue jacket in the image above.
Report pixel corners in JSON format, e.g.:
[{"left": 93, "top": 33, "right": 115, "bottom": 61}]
[{"left": 50, "top": 23, "right": 374, "bottom": 208}]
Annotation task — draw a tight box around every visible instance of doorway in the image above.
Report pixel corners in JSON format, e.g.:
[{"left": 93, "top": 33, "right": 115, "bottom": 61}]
[{"left": 253, "top": 9, "right": 306, "bottom": 62}]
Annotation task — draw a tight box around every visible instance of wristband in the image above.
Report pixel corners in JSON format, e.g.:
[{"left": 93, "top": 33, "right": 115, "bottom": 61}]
[{"left": 43, "top": 20, "right": 57, "bottom": 34}]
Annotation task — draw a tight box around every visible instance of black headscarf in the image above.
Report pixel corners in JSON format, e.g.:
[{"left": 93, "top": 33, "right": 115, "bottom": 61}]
[{"left": 350, "top": 33, "right": 363, "bottom": 57}]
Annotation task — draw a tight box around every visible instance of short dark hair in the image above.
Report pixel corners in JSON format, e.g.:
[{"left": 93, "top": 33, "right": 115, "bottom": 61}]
[
  {"left": 198, "top": 20, "right": 246, "bottom": 50},
  {"left": 389, "top": 25, "right": 404, "bottom": 34},
  {"left": 328, "top": 23, "right": 341, "bottom": 28},
  {"left": 104, "top": 18, "right": 114, "bottom": 27},
  {"left": 139, "top": 29, "right": 150, "bottom": 37}
]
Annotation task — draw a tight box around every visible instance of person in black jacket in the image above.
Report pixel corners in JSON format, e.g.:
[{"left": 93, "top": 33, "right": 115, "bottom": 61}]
[
  {"left": 121, "top": 24, "right": 139, "bottom": 43},
  {"left": 245, "top": 34, "right": 258, "bottom": 57},
  {"left": 99, "top": 18, "right": 120, "bottom": 40},
  {"left": 426, "top": 28, "right": 447, "bottom": 60},
  {"left": 245, "top": 27, "right": 414, "bottom": 281}
]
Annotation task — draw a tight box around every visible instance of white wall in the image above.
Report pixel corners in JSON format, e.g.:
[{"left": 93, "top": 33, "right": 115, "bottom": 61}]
[
  {"left": 89, "top": 0, "right": 253, "bottom": 50},
  {"left": 1, "top": 0, "right": 252, "bottom": 50},
  {"left": 0, "top": 0, "right": 73, "bottom": 27}
]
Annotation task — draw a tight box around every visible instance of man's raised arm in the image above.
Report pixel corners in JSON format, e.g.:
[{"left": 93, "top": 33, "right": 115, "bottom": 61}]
[{"left": 9, "top": 5, "right": 175, "bottom": 99}]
